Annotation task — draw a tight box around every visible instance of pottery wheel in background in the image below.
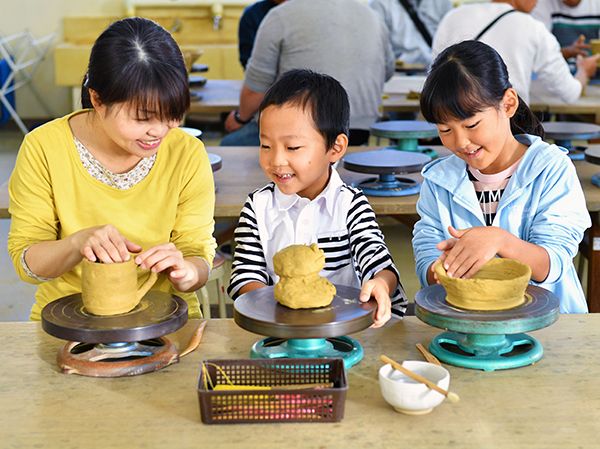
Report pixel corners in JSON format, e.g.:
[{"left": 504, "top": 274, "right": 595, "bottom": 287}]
[
  {"left": 234, "top": 285, "right": 375, "bottom": 339},
  {"left": 42, "top": 291, "right": 188, "bottom": 344}
]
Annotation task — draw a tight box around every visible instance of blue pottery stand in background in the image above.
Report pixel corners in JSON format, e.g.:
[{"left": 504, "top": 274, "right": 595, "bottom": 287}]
[
  {"left": 233, "top": 285, "right": 376, "bottom": 369},
  {"left": 343, "top": 149, "right": 430, "bottom": 197},
  {"left": 415, "top": 284, "right": 559, "bottom": 371},
  {"left": 586, "top": 147, "right": 600, "bottom": 188},
  {"left": 543, "top": 121, "right": 600, "bottom": 161},
  {"left": 370, "top": 120, "right": 439, "bottom": 158}
]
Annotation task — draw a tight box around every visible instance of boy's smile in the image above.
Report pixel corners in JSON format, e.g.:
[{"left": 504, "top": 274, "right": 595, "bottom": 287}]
[{"left": 258, "top": 104, "right": 346, "bottom": 200}]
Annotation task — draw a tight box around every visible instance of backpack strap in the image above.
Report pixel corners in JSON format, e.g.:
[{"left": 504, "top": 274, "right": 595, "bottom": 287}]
[
  {"left": 475, "top": 9, "right": 517, "bottom": 41},
  {"left": 398, "top": 0, "right": 432, "bottom": 47}
]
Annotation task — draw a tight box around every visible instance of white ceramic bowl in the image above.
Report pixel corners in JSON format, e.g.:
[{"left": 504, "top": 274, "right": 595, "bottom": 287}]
[
  {"left": 180, "top": 126, "right": 203, "bottom": 138},
  {"left": 379, "top": 360, "right": 450, "bottom": 415}
]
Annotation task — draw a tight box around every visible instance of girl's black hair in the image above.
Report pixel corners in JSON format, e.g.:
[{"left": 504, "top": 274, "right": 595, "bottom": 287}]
[
  {"left": 420, "top": 40, "right": 544, "bottom": 138},
  {"left": 258, "top": 69, "right": 350, "bottom": 149},
  {"left": 81, "top": 17, "right": 189, "bottom": 121}
]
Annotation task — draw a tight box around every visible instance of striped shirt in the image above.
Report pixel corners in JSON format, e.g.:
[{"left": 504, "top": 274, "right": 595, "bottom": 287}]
[
  {"left": 227, "top": 169, "right": 407, "bottom": 316},
  {"left": 468, "top": 159, "right": 521, "bottom": 226}
]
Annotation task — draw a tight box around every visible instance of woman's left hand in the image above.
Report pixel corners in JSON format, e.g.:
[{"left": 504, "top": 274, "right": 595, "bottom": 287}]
[
  {"left": 359, "top": 277, "right": 392, "bottom": 328},
  {"left": 135, "top": 243, "right": 198, "bottom": 291},
  {"left": 439, "top": 225, "right": 505, "bottom": 279}
]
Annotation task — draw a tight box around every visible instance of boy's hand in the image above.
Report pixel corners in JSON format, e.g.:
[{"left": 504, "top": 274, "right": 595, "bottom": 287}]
[
  {"left": 438, "top": 225, "right": 505, "bottom": 279},
  {"left": 359, "top": 277, "right": 392, "bottom": 328}
]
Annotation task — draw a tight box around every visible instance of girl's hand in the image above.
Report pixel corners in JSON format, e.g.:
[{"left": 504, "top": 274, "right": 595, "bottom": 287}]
[
  {"left": 439, "top": 225, "right": 505, "bottom": 279},
  {"left": 71, "top": 224, "right": 142, "bottom": 263},
  {"left": 135, "top": 243, "right": 201, "bottom": 291},
  {"left": 359, "top": 277, "right": 392, "bottom": 328}
]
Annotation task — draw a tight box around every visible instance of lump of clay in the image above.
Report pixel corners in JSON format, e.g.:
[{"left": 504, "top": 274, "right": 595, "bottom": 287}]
[{"left": 273, "top": 244, "right": 336, "bottom": 309}]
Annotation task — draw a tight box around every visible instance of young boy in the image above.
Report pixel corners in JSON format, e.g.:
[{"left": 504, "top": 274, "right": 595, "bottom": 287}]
[{"left": 227, "top": 69, "right": 407, "bottom": 327}]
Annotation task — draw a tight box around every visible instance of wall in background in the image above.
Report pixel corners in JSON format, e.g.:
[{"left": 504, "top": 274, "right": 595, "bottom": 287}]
[{"left": 1, "top": 1, "right": 124, "bottom": 119}]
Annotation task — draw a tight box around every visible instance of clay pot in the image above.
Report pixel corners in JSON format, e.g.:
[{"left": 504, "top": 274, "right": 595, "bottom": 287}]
[
  {"left": 81, "top": 258, "right": 158, "bottom": 315},
  {"left": 434, "top": 258, "right": 531, "bottom": 311}
]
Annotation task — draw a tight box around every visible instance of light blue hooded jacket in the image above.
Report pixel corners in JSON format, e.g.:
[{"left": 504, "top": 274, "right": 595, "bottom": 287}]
[{"left": 412, "top": 134, "right": 590, "bottom": 313}]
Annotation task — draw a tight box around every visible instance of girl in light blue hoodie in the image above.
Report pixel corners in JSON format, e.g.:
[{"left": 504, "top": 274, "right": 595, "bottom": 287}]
[{"left": 412, "top": 40, "right": 590, "bottom": 313}]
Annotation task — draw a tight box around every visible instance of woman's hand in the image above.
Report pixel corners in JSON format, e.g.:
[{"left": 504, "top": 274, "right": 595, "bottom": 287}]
[
  {"left": 437, "top": 225, "right": 505, "bottom": 279},
  {"left": 135, "top": 243, "right": 207, "bottom": 292},
  {"left": 70, "top": 224, "right": 142, "bottom": 263},
  {"left": 359, "top": 271, "right": 396, "bottom": 328}
]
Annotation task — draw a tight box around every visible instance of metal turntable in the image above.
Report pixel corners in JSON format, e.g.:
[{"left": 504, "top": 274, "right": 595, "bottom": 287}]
[
  {"left": 543, "top": 121, "right": 600, "bottom": 161},
  {"left": 370, "top": 120, "right": 439, "bottom": 158},
  {"left": 415, "top": 284, "right": 559, "bottom": 371},
  {"left": 233, "top": 285, "right": 376, "bottom": 369},
  {"left": 585, "top": 146, "right": 600, "bottom": 188},
  {"left": 42, "top": 291, "right": 188, "bottom": 377},
  {"left": 343, "top": 149, "right": 431, "bottom": 197}
]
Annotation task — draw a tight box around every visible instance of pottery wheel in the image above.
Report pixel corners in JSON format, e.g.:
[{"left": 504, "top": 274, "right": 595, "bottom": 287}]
[
  {"left": 42, "top": 291, "right": 188, "bottom": 344},
  {"left": 543, "top": 121, "right": 600, "bottom": 142},
  {"left": 370, "top": 120, "right": 438, "bottom": 140},
  {"left": 233, "top": 285, "right": 376, "bottom": 339},
  {"left": 208, "top": 153, "right": 222, "bottom": 172},
  {"left": 343, "top": 149, "right": 431, "bottom": 175},
  {"left": 415, "top": 284, "right": 559, "bottom": 335},
  {"left": 585, "top": 147, "right": 600, "bottom": 165}
]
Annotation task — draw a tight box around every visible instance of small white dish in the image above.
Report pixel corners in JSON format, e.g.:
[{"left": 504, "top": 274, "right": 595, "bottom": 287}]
[
  {"left": 379, "top": 360, "right": 450, "bottom": 415},
  {"left": 180, "top": 127, "right": 203, "bottom": 138}
]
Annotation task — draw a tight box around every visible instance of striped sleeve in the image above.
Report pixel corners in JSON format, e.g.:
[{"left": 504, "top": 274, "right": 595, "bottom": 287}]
[
  {"left": 227, "top": 192, "right": 273, "bottom": 299},
  {"left": 345, "top": 188, "right": 408, "bottom": 317}
]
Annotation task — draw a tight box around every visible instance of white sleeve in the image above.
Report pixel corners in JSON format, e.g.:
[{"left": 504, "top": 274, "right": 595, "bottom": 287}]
[{"left": 531, "top": 20, "right": 582, "bottom": 103}]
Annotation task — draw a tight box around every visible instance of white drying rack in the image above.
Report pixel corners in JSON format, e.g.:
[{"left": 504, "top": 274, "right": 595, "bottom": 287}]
[{"left": 0, "top": 31, "right": 55, "bottom": 134}]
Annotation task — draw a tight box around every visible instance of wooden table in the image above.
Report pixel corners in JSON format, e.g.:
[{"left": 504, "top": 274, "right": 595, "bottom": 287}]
[
  {"left": 189, "top": 77, "right": 600, "bottom": 123},
  {"left": 1, "top": 316, "right": 598, "bottom": 449}
]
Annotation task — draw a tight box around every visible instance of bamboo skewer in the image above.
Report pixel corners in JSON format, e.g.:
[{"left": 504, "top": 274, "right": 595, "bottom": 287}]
[
  {"left": 380, "top": 355, "right": 460, "bottom": 403},
  {"left": 416, "top": 343, "right": 442, "bottom": 366}
]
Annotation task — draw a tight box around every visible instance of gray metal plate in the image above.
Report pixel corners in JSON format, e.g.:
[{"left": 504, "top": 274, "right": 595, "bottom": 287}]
[
  {"left": 233, "top": 285, "right": 376, "bottom": 338},
  {"left": 343, "top": 149, "right": 431, "bottom": 175},
  {"left": 543, "top": 121, "right": 600, "bottom": 141},
  {"left": 585, "top": 146, "right": 600, "bottom": 165},
  {"left": 370, "top": 120, "right": 438, "bottom": 139},
  {"left": 41, "top": 291, "right": 188, "bottom": 343},
  {"left": 415, "top": 284, "right": 560, "bottom": 335}
]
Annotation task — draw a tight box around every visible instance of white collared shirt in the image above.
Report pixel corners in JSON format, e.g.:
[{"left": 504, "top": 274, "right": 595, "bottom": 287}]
[{"left": 228, "top": 169, "right": 407, "bottom": 316}]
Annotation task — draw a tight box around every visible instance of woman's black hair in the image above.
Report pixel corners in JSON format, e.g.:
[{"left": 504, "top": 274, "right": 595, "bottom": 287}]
[
  {"left": 420, "top": 40, "right": 544, "bottom": 138},
  {"left": 258, "top": 69, "right": 350, "bottom": 150},
  {"left": 81, "top": 17, "right": 189, "bottom": 121}
]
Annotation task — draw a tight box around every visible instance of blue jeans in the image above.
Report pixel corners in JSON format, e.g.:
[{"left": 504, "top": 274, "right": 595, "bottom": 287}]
[{"left": 220, "top": 120, "right": 260, "bottom": 146}]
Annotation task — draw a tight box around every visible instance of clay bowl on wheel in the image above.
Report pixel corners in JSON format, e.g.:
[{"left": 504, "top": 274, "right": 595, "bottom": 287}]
[{"left": 434, "top": 258, "right": 531, "bottom": 311}]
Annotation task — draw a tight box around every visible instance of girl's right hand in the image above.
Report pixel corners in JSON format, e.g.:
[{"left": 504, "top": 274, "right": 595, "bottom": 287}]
[{"left": 70, "top": 225, "right": 142, "bottom": 263}]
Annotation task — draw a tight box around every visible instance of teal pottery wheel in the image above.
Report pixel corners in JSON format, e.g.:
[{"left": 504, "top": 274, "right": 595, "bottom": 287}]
[
  {"left": 415, "top": 284, "right": 559, "bottom": 371},
  {"left": 233, "top": 285, "right": 375, "bottom": 369},
  {"left": 370, "top": 120, "right": 438, "bottom": 158}
]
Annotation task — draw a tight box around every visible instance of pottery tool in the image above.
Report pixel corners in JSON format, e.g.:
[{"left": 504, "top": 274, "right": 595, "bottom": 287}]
[
  {"left": 42, "top": 291, "right": 188, "bottom": 377},
  {"left": 416, "top": 343, "right": 441, "bottom": 366},
  {"left": 179, "top": 320, "right": 207, "bottom": 358},
  {"left": 233, "top": 285, "right": 376, "bottom": 369},
  {"left": 342, "top": 149, "right": 431, "bottom": 197},
  {"left": 380, "top": 355, "right": 459, "bottom": 403},
  {"left": 415, "top": 284, "right": 559, "bottom": 371}
]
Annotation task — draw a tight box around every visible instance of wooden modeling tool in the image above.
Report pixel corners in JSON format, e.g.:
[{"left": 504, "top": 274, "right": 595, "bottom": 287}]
[{"left": 416, "top": 343, "right": 441, "bottom": 366}]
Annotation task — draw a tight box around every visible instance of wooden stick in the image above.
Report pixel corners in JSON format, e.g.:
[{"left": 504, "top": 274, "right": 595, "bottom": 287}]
[
  {"left": 416, "top": 343, "right": 442, "bottom": 366},
  {"left": 179, "top": 320, "right": 207, "bottom": 357},
  {"left": 380, "top": 355, "right": 459, "bottom": 403}
]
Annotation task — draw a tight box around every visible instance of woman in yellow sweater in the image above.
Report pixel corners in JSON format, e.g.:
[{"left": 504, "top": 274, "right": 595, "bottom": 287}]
[{"left": 8, "top": 17, "right": 216, "bottom": 320}]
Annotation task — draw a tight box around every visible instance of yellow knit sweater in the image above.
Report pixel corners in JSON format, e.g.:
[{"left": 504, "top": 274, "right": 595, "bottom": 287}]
[{"left": 8, "top": 111, "right": 216, "bottom": 320}]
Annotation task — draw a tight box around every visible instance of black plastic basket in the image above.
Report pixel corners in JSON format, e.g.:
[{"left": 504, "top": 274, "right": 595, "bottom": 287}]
[{"left": 198, "top": 358, "right": 347, "bottom": 424}]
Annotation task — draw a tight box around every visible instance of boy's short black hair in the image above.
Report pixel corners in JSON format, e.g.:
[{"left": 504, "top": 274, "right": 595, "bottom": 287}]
[{"left": 258, "top": 69, "right": 350, "bottom": 149}]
